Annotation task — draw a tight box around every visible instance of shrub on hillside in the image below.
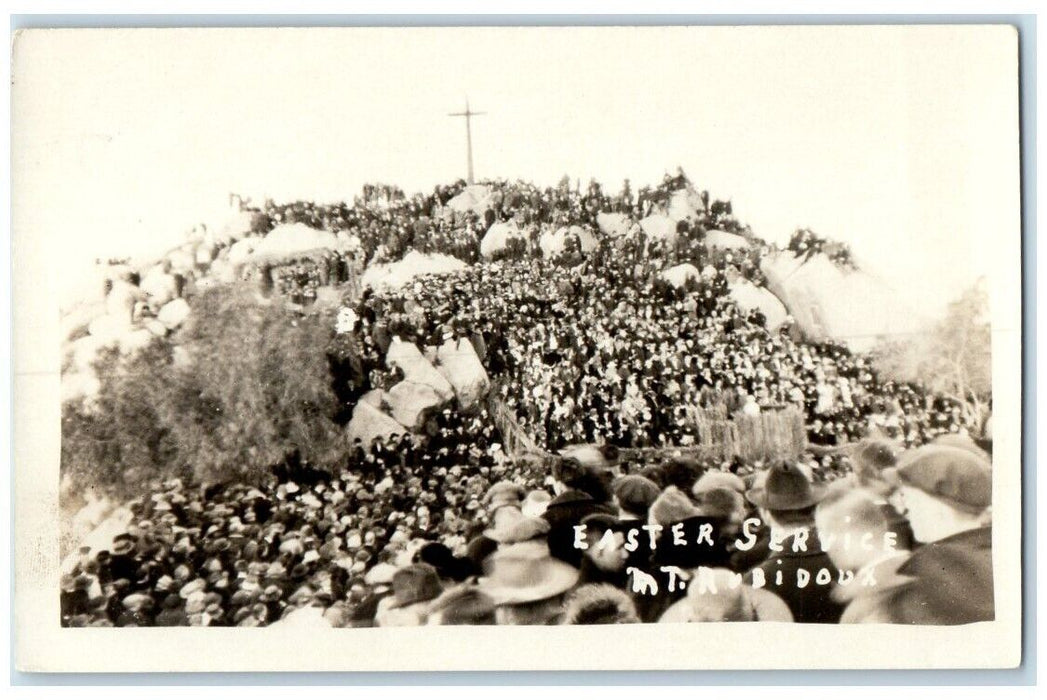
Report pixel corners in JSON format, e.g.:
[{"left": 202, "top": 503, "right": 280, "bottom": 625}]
[{"left": 61, "top": 285, "right": 347, "bottom": 495}]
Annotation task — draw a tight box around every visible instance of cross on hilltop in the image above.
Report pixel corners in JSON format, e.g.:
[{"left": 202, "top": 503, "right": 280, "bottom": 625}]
[{"left": 449, "top": 100, "right": 485, "bottom": 185}]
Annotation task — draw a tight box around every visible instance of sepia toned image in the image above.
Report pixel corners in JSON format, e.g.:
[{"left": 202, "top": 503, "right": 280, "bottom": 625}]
[{"left": 12, "top": 24, "right": 1023, "bottom": 672}]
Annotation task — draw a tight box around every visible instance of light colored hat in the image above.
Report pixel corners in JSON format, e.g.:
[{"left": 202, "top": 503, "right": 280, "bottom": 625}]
[
  {"left": 659, "top": 568, "right": 793, "bottom": 623},
  {"left": 691, "top": 471, "right": 746, "bottom": 497},
  {"left": 477, "top": 541, "right": 579, "bottom": 606}
]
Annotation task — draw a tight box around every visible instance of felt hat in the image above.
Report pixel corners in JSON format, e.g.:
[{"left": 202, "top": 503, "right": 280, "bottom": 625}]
[
  {"left": 521, "top": 490, "right": 553, "bottom": 518},
  {"left": 389, "top": 564, "right": 444, "bottom": 609},
  {"left": 851, "top": 439, "right": 900, "bottom": 479},
  {"left": 694, "top": 487, "right": 744, "bottom": 520},
  {"left": 477, "top": 541, "right": 580, "bottom": 606},
  {"left": 484, "top": 481, "right": 526, "bottom": 511},
  {"left": 613, "top": 475, "right": 662, "bottom": 517},
  {"left": 745, "top": 462, "right": 826, "bottom": 511},
  {"left": 425, "top": 585, "right": 497, "bottom": 625},
  {"left": 931, "top": 434, "right": 992, "bottom": 465},
  {"left": 649, "top": 486, "right": 701, "bottom": 528},
  {"left": 884, "top": 445, "right": 992, "bottom": 513},
  {"left": 364, "top": 562, "right": 398, "bottom": 587},
  {"left": 484, "top": 511, "right": 551, "bottom": 545}
]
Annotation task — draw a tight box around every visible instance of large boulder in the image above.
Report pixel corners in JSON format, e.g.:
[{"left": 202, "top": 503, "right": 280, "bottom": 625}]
[
  {"left": 704, "top": 230, "right": 750, "bottom": 251},
  {"left": 88, "top": 313, "right": 131, "bottom": 343},
  {"left": 157, "top": 298, "right": 191, "bottom": 330},
  {"left": 143, "top": 319, "right": 169, "bottom": 338},
  {"left": 346, "top": 401, "right": 406, "bottom": 446},
  {"left": 386, "top": 381, "right": 445, "bottom": 429},
  {"left": 61, "top": 504, "right": 134, "bottom": 575},
  {"left": 660, "top": 263, "right": 701, "bottom": 289},
  {"left": 480, "top": 222, "right": 524, "bottom": 259},
  {"left": 761, "top": 251, "right": 929, "bottom": 352},
  {"left": 213, "top": 209, "right": 256, "bottom": 245},
  {"left": 385, "top": 337, "right": 455, "bottom": 400},
  {"left": 139, "top": 268, "right": 179, "bottom": 306},
  {"left": 195, "top": 240, "right": 219, "bottom": 266},
  {"left": 208, "top": 258, "right": 237, "bottom": 284},
  {"left": 247, "top": 223, "right": 353, "bottom": 262},
  {"left": 61, "top": 301, "right": 106, "bottom": 344},
  {"left": 105, "top": 280, "right": 145, "bottom": 325},
  {"left": 436, "top": 337, "right": 490, "bottom": 408},
  {"left": 165, "top": 246, "right": 198, "bottom": 275},
  {"left": 361, "top": 251, "right": 468, "bottom": 290},
  {"left": 446, "top": 185, "right": 494, "bottom": 215},
  {"left": 69, "top": 334, "right": 114, "bottom": 371},
  {"left": 359, "top": 389, "right": 387, "bottom": 408},
  {"left": 595, "top": 212, "right": 633, "bottom": 239},
  {"left": 227, "top": 237, "right": 262, "bottom": 267},
  {"left": 728, "top": 279, "right": 789, "bottom": 331},
  {"left": 539, "top": 225, "right": 599, "bottom": 258},
  {"left": 666, "top": 188, "right": 705, "bottom": 222},
  {"left": 639, "top": 214, "right": 678, "bottom": 244}
]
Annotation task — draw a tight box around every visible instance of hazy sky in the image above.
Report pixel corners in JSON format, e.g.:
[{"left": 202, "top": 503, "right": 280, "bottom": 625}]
[{"left": 14, "top": 26, "right": 1019, "bottom": 316}]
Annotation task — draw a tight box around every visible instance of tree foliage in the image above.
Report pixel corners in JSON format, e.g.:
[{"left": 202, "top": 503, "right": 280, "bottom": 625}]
[
  {"left": 918, "top": 280, "right": 992, "bottom": 406},
  {"left": 61, "top": 285, "right": 347, "bottom": 495},
  {"left": 870, "top": 280, "right": 991, "bottom": 424}
]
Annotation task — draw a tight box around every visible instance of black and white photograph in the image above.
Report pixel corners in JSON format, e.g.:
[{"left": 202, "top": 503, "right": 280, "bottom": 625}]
[{"left": 12, "top": 23, "right": 1023, "bottom": 672}]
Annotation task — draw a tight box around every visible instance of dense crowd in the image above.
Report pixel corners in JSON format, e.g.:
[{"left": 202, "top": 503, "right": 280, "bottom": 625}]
[
  {"left": 63, "top": 173, "right": 993, "bottom": 629},
  {"left": 62, "top": 432, "right": 993, "bottom": 627},
  {"left": 346, "top": 255, "right": 966, "bottom": 456}
]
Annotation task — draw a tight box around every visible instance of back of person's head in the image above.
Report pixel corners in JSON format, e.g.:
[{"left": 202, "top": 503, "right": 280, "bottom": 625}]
[
  {"left": 426, "top": 586, "right": 496, "bottom": 625},
  {"left": 815, "top": 484, "right": 897, "bottom": 571},
  {"left": 694, "top": 487, "right": 745, "bottom": 525},
  {"left": 660, "top": 458, "right": 702, "bottom": 493},
  {"left": 552, "top": 458, "right": 585, "bottom": 488},
  {"left": 494, "top": 594, "right": 566, "bottom": 626},
  {"left": 852, "top": 440, "right": 898, "bottom": 487},
  {"left": 563, "top": 584, "right": 640, "bottom": 624},
  {"left": 562, "top": 464, "right": 614, "bottom": 504},
  {"left": 612, "top": 474, "right": 662, "bottom": 519}
]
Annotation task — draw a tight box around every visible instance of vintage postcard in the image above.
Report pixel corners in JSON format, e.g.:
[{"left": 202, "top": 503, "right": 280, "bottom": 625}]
[{"left": 12, "top": 25, "right": 1023, "bottom": 672}]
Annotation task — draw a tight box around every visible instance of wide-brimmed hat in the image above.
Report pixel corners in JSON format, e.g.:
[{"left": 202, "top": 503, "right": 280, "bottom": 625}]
[
  {"left": 477, "top": 540, "right": 579, "bottom": 606},
  {"left": 745, "top": 462, "right": 826, "bottom": 511},
  {"left": 883, "top": 444, "right": 991, "bottom": 513},
  {"left": 484, "top": 510, "right": 550, "bottom": 545}
]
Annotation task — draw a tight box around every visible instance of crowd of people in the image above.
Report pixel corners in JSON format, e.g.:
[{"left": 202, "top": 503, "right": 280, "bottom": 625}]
[
  {"left": 253, "top": 250, "right": 356, "bottom": 306},
  {"left": 346, "top": 254, "right": 967, "bottom": 457},
  {"left": 62, "top": 431, "right": 994, "bottom": 627},
  {"left": 63, "top": 173, "right": 993, "bottom": 629},
  {"left": 787, "top": 228, "right": 856, "bottom": 269}
]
